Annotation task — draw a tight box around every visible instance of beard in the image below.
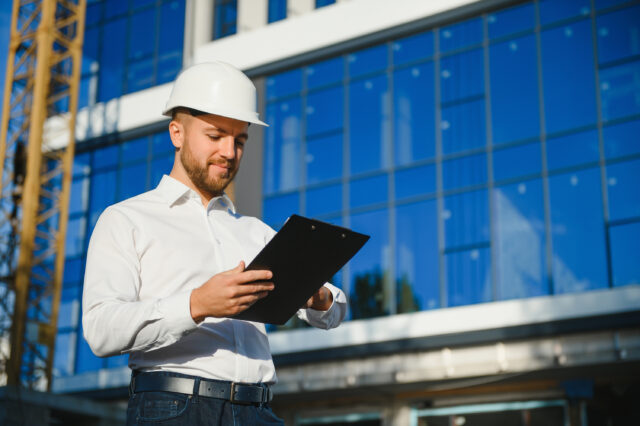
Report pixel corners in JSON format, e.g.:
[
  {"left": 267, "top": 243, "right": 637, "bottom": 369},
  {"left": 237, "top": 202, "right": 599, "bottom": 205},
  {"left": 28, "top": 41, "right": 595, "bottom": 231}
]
[{"left": 179, "top": 139, "right": 238, "bottom": 197}]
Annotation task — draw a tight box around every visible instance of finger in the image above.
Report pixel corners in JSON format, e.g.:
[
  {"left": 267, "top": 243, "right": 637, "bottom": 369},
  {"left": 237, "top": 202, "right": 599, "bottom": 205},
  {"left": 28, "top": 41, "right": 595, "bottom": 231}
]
[
  {"left": 236, "top": 269, "right": 273, "bottom": 283},
  {"left": 230, "top": 281, "right": 274, "bottom": 297}
]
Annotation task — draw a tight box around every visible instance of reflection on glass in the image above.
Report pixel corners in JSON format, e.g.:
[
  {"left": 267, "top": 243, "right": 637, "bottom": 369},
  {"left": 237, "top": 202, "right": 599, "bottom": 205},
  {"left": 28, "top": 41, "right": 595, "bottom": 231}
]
[
  {"left": 392, "top": 31, "right": 434, "bottom": 66},
  {"left": 98, "top": 18, "right": 126, "bottom": 102},
  {"left": 609, "top": 221, "right": 640, "bottom": 287},
  {"left": 54, "top": 332, "right": 76, "bottom": 376},
  {"left": 65, "top": 217, "right": 87, "bottom": 258},
  {"left": 63, "top": 258, "right": 84, "bottom": 285},
  {"left": 69, "top": 178, "right": 89, "bottom": 215},
  {"left": 75, "top": 332, "right": 103, "bottom": 373},
  {"left": 122, "top": 137, "right": 149, "bottom": 163},
  {"left": 603, "top": 119, "right": 640, "bottom": 159},
  {"left": 349, "top": 209, "right": 390, "bottom": 319},
  {"left": 441, "top": 99, "right": 486, "bottom": 154},
  {"left": 395, "top": 164, "right": 436, "bottom": 200},
  {"left": 306, "top": 134, "right": 342, "bottom": 184},
  {"left": 306, "top": 86, "right": 343, "bottom": 137},
  {"left": 92, "top": 144, "right": 119, "bottom": 170},
  {"left": 350, "top": 174, "right": 388, "bottom": 209},
  {"left": 443, "top": 189, "right": 489, "bottom": 248},
  {"left": 306, "top": 184, "right": 341, "bottom": 218},
  {"left": 549, "top": 168, "right": 608, "bottom": 293},
  {"left": 307, "top": 57, "right": 343, "bottom": 90},
  {"left": 150, "top": 154, "right": 173, "bottom": 188},
  {"left": 490, "top": 35, "right": 540, "bottom": 144},
  {"left": 129, "top": 8, "right": 155, "bottom": 60},
  {"left": 266, "top": 68, "right": 303, "bottom": 101},
  {"left": 539, "top": 0, "right": 591, "bottom": 25},
  {"left": 396, "top": 200, "right": 439, "bottom": 312},
  {"left": 493, "top": 143, "right": 541, "bottom": 182},
  {"left": 264, "top": 98, "right": 302, "bottom": 194},
  {"left": 493, "top": 180, "right": 547, "bottom": 299},
  {"left": 394, "top": 63, "right": 435, "bottom": 165},
  {"left": 127, "top": 59, "right": 154, "bottom": 93},
  {"left": 439, "top": 18, "right": 482, "bottom": 53},
  {"left": 488, "top": 3, "right": 535, "bottom": 40},
  {"left": 441, "top": 49, "right": 484, "bottom": 103},
  {"left": 541, "top": 21, "right": 597, "bottom": 134},
  {"left": 443, "top": 153, "right": 487, "bottom": 190},
  {"left": 263, "top": 192, "right": 299, "bottom": 228},
  {"left": 118, "top": 163, "right": 148, "bottom": 201},
  {"left": 596, "top": 5, "right": 640, "bottom": 64},
  {"left": 606, "top": 159, "right": 640, "bottom": 221},
  {"left": 349, "top": 75, "right": 391, "bottom": 175},
  {"left": 446, "top": 247, "right": 491, "bottom": 307},
  {"left": 599, "top": 59, "right": 640, "bottom": 121},
  {"left": 348, "top": 44, "right": 387, "bottom": 79},
  {"left": 546, "top": 130, "right": 599, "bottom": 171},
  {"left": 89, "top": 170, "right": 117, "bottom": 229}
]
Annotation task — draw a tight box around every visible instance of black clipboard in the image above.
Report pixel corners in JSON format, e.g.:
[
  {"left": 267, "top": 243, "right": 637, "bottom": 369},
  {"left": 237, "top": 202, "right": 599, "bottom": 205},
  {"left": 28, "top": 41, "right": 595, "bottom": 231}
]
[{"left": 233, "top": 215, "right": 370, "bottom": 325}]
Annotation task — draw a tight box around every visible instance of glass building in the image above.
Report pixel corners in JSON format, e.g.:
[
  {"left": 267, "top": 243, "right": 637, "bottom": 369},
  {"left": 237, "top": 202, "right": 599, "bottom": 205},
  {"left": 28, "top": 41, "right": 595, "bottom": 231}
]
[{"left": 50, "top": 1, "right": 640, "bottom": 425}]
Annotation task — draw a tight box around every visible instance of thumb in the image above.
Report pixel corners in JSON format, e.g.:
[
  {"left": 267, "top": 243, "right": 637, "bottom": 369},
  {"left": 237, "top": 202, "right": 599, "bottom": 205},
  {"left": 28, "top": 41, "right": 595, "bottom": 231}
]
[{"left": 234, "top": 261, "right": 246, "bottom": 272}]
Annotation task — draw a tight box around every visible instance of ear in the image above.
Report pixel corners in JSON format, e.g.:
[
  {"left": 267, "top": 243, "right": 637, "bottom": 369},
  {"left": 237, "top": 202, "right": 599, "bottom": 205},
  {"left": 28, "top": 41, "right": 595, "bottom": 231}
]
[{"left": 169, "top": 119, "right": 185, "bottom": 149}]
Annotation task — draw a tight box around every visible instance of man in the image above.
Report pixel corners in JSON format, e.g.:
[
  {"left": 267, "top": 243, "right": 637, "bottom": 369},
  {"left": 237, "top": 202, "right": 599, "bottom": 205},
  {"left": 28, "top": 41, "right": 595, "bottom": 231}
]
[{"left": 82, "top": 61, "right": 347, "bottom": 425}]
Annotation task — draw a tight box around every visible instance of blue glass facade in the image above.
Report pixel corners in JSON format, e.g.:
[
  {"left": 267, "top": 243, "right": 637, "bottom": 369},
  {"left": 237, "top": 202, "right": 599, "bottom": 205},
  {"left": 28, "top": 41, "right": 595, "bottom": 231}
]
[
  {"left": 262, "top": 0, "right": 640, "bottom": 322},
  {"left": 213, "top": 0, "right": 238, "bottom": 39},
  {"left": 81, "top": 0, "right": 185, "bottom": 107}
]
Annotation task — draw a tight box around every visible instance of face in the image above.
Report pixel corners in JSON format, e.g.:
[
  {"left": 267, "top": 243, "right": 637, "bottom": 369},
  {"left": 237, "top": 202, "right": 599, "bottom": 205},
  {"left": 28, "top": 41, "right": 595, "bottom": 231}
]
[{"left": 170, "top": 112, "right": 249, "bottom": 199}]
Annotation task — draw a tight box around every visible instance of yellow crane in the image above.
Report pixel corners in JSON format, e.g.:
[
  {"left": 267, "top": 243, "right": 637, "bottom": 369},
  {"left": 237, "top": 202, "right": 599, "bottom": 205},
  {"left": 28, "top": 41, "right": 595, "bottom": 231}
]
[{"left": 0, "top": 0, "right": 85, "bottom": 390}]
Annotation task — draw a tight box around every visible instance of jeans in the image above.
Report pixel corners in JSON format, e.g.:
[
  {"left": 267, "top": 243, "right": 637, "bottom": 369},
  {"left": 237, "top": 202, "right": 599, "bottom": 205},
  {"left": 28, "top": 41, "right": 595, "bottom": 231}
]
[{"left": 126, "top": 372, "right": 285, "bottom": 426}]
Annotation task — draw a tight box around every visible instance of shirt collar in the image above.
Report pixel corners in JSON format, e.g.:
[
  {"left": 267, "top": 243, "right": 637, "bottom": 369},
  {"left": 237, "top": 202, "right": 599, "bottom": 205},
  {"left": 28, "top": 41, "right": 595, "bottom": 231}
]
[{"left": 156, "top": 175, "right": 236, "bottom": 214}]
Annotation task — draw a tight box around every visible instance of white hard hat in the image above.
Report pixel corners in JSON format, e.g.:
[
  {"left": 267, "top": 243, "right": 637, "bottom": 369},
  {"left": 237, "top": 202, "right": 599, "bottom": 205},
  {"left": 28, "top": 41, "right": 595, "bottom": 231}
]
[{"left": 163, "top": 61, "right": 268, "bottom": 126}]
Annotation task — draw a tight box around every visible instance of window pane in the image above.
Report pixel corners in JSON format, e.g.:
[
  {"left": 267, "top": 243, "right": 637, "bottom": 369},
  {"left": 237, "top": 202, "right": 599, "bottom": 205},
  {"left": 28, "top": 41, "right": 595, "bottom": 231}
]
[
  {"left": 493, "top": 142, "right": 542, "bottom": 182},
  {"left": 263, "top": 192, "right": 299, "bottom": 228},
  {"left": 599, "top": 59, "right": 640, "bottom": 121},
  {"left": 488, "top": 3, "right": 535, "bottom": 40},
  {"left": 306, "top": 134, "right": 342, "bottom": 184},
  {"left": 58, "top": 292, "right": 79, "bottom": 330},
  {"left": 603, "top": 119, "right": 640, "bottom": 159},
  {"left": 268, "top": 0, "right": 287, "bottom": 23},
  {"left": 443, "top": 153, "right": 487, "bottom": 190},
  {"left": 66, "top": 217, "right": 86, "bottom": 258},
  {"left": 122, "top": 137, "right": 149, "bottom": 163},
  {"left": 54, "top": 332, "right": 76, "bottom": 376},
  {"left": 490, "top": 35, "right": 540, "bottom": 144},
  {"left": 92, "top": 145, "right": 119, "bottom": 169},
  {"left": 596, "top": 6, "right": 640, "bottom": 64},
  {"left": 316, "top": 0, "right": 336, "bottom": 8},
  {"left": 118, "top": 162, "right": 148, "bottom": 201},
  {"left": 547, "top": 129, "right": 599, "bottom": 171},
  {"left": 85, "top": 3, "right": 102, "bottom": 27},
  {"left": 396, "top": 200, "right": 440, "bottom": 312},
  {"left": 82, "top": 27, "right": 99, "bottom": 75},
  {"left": 69, "top": 177, "right": 89, "bottom": 215},
  {"left": 606, "top": 159, "right": 640, "bottom": 221},
  {"left": 307, "top": 57, "right": 343, "bottom": 90},
  {"left": 392, "top": 31, "right": 434, "bottom": 66},
  {"left": 595, "top": 0, "right": 631, "bottom": 10},
  {"left": 157, "top": 52, "right": 182, "bottom": 84},
  {"left": 150, "top": 154, "right": 173, "bottom": 187},
  {"left": 441, "top": 99, "right": 486, "bottom": 154},
  {"left": 106, "top": 354, "right": 129, "bottom": 368},
  {"left": 393, "top": 63, "right": 435, "bottom": 165},
  {"left": 152, "top": 132, "right": 175, "bottom": 156},
  {"left": 98, "top": 18, "right": 126, "bottom": 102},
  {"left": 266, "top": 68, "right": 303, "bottom": 101},
  {"left": 159, "top": 0, "right": 185, "bottom": 56},
  {"left": 539, "top": 0, "right": 591, "bottom": 25},
  {"left": 493, "top": 180, "right": 547, "bottom": 299},
  {"left": 75, "top": 333, "right": 103, "bottom": 373},
  {"left": 609, "top": 221, "right": 640, "bottom": 287},
  {"left": 89, "top": 170, "right": 117, "bottom": 229},
  {"left": 73, "top": 153, "right": 91, "bottom": 177},
  {"left": 541, "top": 21, "right": 597, "bottom": 134},
  {"left": 306, "top": 86, "right": 343, "bottom": 137},
  {"left": 443, "top": 189, "right": 490, "bottom": 248},
  {"left": 129, "top": 8, "right": 156, "bottom": 60},
  {"left": 349, "top": 75, "right": 390, "bottom": 175},
  {"left": 264, "top": 98, "right": 302, "bottom": 193},
  {"left": 446, "top": 248, "right": 491, "bottom": 307},
  {"left": 350, "top": 174, "right": 388, "bottom": 209},
  {"left": 127, "top": 58, "right": 154, "bottom": 93},
  {"left": 348, "top": 44, "right": 387, "bottom": 79},
  {"left": 306, "top": 184, "right": 341, "bottom": 218},
  {"left": 349, "top": 209, "right": 390, "bottom": 319},
  {"left": 549, "top": 168, "right": 608, "bottom": 293},
  {"left": 439, "top": 18, "right": 483, "bottom": 53},
  {"left": 441, "top": 49, "right": 484, "bottom": 103},
  {"left": 105, "top": 0, "right": 127, "bottom": 19},
  {"left": 395, "top": 164, "right": 436, "bottom": 200},
  {"left": 214, "top": 0, "right": 237, "bottom": 39},
  {"left": 63, "top": 258, "right": 84, "bottom": 285}
]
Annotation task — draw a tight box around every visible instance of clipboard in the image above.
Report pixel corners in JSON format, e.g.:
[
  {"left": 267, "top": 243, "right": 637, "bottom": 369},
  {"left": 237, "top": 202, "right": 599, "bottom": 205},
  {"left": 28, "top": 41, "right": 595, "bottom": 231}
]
[{"left": 233, "top": 215, "right": 370, "bottom": 325}]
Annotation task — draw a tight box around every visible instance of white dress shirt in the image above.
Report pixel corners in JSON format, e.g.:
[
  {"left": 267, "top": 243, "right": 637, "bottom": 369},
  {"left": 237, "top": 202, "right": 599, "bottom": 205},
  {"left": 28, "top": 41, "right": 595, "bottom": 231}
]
[{"left": 82, "top": 175, "right": 347, "bottom": 384}]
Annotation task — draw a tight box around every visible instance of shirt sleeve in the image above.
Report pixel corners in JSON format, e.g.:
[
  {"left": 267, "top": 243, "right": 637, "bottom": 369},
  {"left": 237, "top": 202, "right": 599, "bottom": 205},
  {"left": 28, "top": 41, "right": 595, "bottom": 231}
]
[
  {"left": 82, "top": 207, "right": 197, "bottom": 357},
  {"left": 296, "top": 283, "right": 347, "bottom": 330}
]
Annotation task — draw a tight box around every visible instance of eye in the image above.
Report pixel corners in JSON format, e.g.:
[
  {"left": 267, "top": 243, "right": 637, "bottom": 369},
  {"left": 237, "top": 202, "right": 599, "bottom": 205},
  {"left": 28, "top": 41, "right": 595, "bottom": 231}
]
[
  {"left": 235, "top": 138, "right": 247, "bottom": 147},
  {"left": 207, "top": 134, "right": 222, "bottom": 141}
]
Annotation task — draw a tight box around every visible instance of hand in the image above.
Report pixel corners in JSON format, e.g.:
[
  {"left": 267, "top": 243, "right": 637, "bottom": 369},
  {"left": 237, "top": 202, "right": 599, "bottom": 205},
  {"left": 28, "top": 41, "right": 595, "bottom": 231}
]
[
  {"left": 304, "top": 286, "right": 333, "bottom": 311},
  {"left": 190, "top": 261, "right": 274, "bottom": 323}
]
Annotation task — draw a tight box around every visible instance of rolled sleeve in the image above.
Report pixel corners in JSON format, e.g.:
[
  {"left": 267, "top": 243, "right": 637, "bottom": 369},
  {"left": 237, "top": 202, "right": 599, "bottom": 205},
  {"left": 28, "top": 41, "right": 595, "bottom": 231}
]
[{"left": 297, "top": 283, "right": 347, "bottom": 330}]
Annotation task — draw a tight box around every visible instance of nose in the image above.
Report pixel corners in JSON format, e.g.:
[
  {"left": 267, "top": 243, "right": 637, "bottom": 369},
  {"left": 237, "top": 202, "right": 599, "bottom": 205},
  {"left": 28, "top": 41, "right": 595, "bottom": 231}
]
[{"left": 219, "top": 135, "right": 236, "bottom": 160}]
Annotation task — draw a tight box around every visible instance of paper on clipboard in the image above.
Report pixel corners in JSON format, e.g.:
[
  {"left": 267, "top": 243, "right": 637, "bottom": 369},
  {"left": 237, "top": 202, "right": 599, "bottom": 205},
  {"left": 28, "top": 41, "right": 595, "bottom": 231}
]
[{"left": 232, "top": 215, "right": 370, "bottom": 325}]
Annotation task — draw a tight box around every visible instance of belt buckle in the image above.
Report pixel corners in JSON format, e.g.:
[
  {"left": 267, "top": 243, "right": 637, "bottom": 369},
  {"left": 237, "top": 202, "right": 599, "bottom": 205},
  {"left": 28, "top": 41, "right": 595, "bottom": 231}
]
[{"left": 230, "top": 382, "right": 239, "bottom": 403}]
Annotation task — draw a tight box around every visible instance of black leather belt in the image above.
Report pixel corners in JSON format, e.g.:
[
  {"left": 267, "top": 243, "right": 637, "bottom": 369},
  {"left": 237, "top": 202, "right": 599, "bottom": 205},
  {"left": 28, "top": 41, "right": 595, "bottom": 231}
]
[{"left": 131, "top": 373, "right": 273, "bottom": 405}]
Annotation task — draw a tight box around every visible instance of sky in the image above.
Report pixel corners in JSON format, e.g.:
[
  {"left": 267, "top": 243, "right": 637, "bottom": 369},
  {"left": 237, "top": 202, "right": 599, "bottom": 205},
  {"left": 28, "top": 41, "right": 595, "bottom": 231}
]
[{"left": 0, "top": 1, "right": 13, "bottom": 108}]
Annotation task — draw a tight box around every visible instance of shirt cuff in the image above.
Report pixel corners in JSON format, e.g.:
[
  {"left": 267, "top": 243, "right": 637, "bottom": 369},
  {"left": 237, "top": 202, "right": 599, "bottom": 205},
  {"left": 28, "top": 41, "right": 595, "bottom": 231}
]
[
  {"left": 302, "top": 283, "right": 347, "bottom": 330},
  {"left": 157, "top": 290, "right": 199, "bottom": 337}
]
